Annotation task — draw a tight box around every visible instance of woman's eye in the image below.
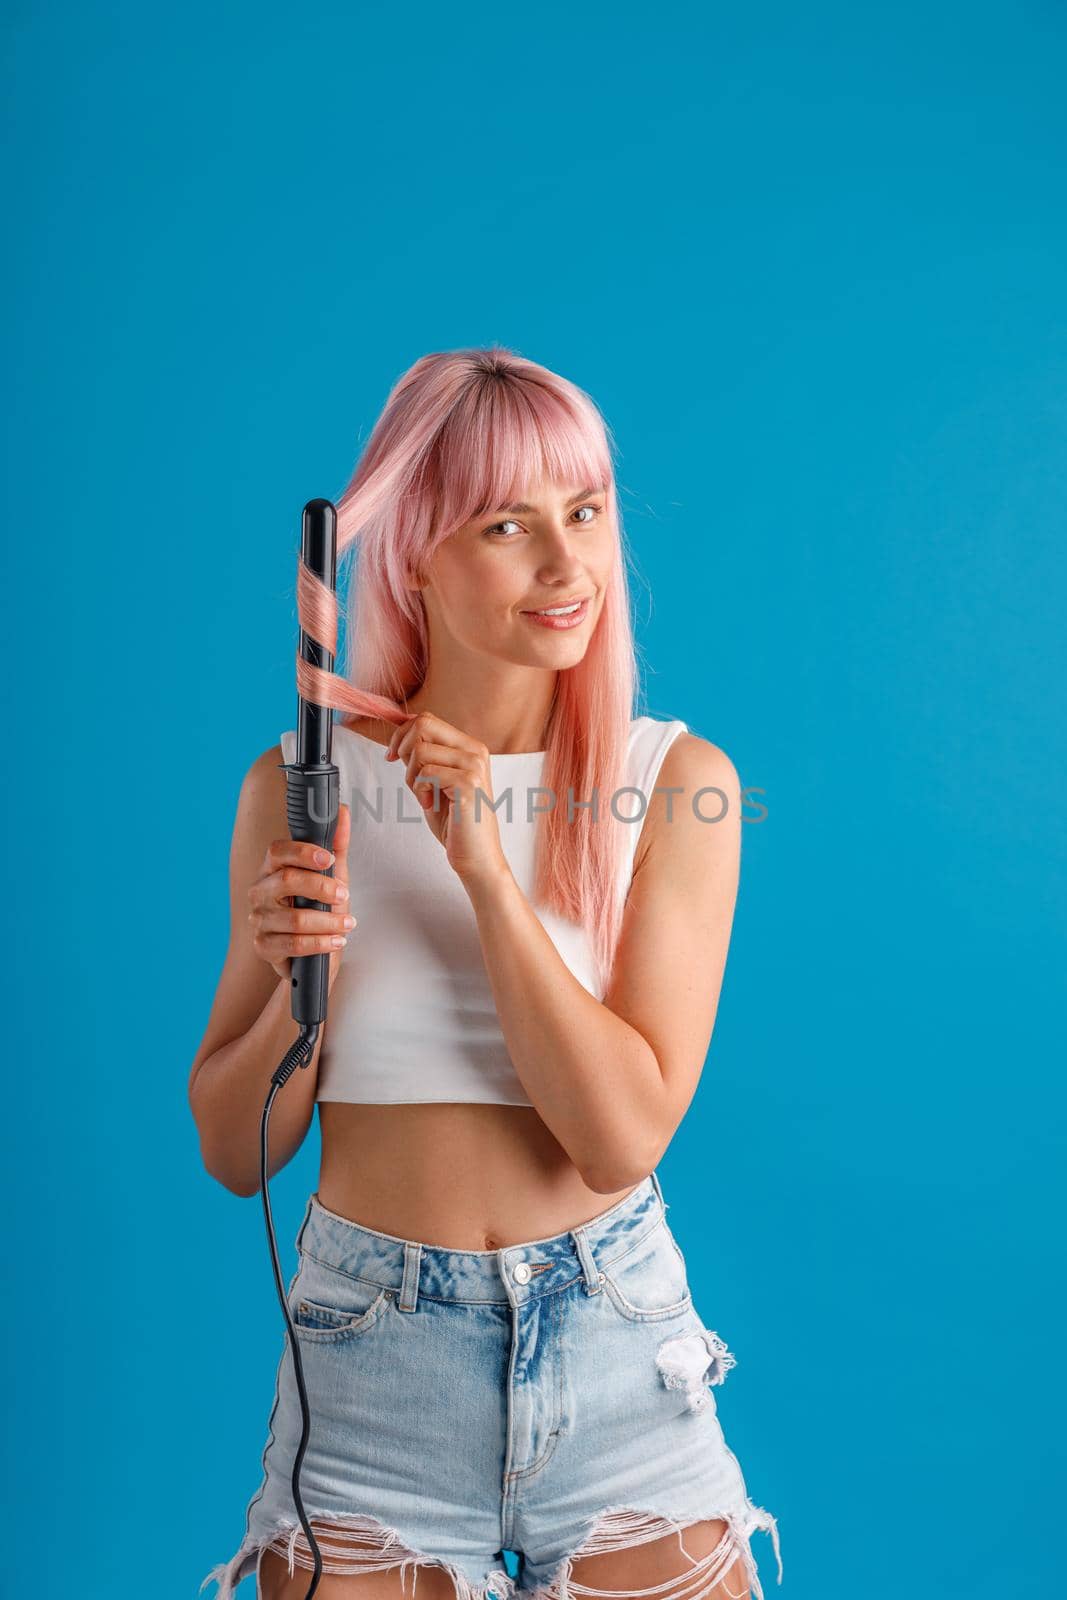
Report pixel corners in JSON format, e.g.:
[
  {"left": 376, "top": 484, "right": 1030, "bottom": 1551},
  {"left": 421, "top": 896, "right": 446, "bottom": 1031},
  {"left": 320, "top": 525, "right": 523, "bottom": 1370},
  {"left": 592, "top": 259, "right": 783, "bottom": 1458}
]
[{"left": 483, "top": 504, "right": 601, "bottom": 538}]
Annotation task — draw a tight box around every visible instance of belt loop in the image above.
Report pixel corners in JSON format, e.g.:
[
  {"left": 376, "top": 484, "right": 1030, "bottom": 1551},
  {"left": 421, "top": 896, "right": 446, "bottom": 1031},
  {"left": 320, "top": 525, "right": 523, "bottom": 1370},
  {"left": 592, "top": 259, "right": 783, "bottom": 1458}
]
[
  {"left": 571, "top": 1226, "right": 602, "bottom": 1295},
  {"left": 398, "top": 1241, "right": 421, "bottom": 1312},
  {"left": 649, "top": 1168, "right": 668, "bottom": 1212},
  {"left": 295, "top": 1193, "right": 315, "bottom": 1252}
]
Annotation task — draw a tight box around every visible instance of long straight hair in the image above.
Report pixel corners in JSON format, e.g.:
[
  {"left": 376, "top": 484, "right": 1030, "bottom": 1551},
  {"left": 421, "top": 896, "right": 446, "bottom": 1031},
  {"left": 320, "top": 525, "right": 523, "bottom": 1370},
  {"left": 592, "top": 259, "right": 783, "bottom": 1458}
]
[{"left": 296, "top": 345, "right": 640, "bottom": 990}]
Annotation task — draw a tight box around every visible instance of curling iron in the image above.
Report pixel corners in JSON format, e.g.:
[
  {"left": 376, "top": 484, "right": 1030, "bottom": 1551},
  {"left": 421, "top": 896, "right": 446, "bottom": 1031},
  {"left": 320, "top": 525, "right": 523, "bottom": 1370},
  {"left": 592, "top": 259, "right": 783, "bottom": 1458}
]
[{"left": 260, "top": 497, "right": 340, "bottom": 1598}]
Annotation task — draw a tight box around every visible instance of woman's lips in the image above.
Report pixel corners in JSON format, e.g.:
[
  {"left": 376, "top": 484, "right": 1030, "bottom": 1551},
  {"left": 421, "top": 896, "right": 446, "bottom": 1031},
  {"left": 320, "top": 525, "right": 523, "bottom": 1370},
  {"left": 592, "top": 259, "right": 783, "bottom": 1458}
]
[{"left": 520, "top": 596, "right": 591, "bottom": 630}]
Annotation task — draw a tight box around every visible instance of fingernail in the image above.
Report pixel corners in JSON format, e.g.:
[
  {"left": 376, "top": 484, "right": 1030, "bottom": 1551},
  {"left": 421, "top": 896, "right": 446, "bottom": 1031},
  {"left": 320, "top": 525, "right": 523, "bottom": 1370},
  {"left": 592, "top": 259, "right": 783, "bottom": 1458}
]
[
  {"left": 314, "top": 849, "right": 332, "bottom": 865},
  {"left": 331, "top": 936, "right": 347, "bottom": 948}
]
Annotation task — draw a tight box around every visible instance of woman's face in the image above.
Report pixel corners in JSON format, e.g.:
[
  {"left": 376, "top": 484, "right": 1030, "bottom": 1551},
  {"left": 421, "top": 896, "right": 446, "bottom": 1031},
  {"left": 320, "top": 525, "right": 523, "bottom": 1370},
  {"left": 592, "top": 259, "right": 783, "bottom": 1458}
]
[{"left": 415, "top": 479, "right": 614, "bottom": 670}]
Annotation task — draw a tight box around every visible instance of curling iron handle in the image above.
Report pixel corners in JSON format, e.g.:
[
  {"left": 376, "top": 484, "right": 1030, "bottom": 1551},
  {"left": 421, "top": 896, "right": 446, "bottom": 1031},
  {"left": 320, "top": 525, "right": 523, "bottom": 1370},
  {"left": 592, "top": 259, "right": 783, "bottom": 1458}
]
[{"left": 280, "top": 760, "right": 340, "bottom": 1029}]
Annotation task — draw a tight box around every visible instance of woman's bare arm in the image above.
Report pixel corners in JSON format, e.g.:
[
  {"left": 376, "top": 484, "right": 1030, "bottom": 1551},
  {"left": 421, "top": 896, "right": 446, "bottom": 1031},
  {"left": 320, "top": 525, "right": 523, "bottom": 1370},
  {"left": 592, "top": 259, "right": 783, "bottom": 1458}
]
[
  {"left": 463, "top": 734, "right": 742, "bottom": 1192},
  {"left": 187, "top": 744, "right": 345, "bottom": 1197}
]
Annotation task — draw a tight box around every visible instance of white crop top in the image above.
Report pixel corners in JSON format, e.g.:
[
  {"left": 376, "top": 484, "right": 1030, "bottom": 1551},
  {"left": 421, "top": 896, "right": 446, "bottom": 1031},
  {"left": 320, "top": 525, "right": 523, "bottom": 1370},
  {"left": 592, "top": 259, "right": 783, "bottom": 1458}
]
[{"left": 278, "top": 715, "right": 688, "bottom": 1106}]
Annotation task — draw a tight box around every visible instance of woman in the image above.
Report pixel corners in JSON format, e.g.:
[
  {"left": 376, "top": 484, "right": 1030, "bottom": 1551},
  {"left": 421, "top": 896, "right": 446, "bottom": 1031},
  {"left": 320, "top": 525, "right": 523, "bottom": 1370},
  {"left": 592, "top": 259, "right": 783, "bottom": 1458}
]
[{"left": 192, "top": 347, "right": 782, "bottom": 1600}]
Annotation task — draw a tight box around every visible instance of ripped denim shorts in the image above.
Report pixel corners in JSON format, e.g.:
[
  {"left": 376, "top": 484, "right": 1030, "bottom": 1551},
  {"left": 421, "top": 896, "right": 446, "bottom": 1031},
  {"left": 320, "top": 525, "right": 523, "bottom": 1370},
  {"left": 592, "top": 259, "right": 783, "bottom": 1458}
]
[{"left": 199, "top": 1170, "right": 782, "bottom": 1599}]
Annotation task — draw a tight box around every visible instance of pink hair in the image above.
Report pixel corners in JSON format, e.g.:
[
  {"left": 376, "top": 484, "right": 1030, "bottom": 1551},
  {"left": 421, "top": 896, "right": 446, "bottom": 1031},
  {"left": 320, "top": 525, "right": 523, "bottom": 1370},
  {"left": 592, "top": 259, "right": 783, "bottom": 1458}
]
[{"left": 295, "top": 345, "right": 639, "bottom": 990}]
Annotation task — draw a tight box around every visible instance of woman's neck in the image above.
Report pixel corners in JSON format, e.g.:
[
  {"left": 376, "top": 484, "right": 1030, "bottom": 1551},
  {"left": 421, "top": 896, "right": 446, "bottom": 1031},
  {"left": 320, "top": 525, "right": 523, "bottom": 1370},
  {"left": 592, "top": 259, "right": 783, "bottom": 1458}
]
[{"left": 399, "top": 681, "right": 557, "bottom": 757}]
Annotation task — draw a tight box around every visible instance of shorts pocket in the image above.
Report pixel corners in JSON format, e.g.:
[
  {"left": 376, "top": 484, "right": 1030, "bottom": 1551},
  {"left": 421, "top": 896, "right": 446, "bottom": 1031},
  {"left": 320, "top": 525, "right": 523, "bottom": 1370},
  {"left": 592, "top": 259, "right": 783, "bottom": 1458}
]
[
  {"left": 289, "top": 1253, "right": 393, "bottom": 1342},
  {"left": 598, "top": 1217, "right": 693, "bottom": 1322}
]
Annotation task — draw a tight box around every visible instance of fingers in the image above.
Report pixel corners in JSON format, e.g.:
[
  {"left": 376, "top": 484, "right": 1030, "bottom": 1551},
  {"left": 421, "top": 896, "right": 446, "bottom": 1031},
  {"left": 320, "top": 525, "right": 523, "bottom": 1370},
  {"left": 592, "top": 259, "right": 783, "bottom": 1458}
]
[
  {"left": 386, "top": 711, "right": 486, "bottom": 769},
  {"left": 384, "top": 710, "right": 418, "bottom": 759},
  {"left": 259, "top": 836, "right": 339, "bottom": 880},
  {"left": 255, "top": 926, "right": 353, "bottom": 961},
  {"left": 386, "top": 715, "right": 490, "bottom": 816},
  {"left": 251, "top": 857, "right": 350, "bottom": 908},
  {"left": 249, "top": 895, "right": 356, "bottom": 955},
  {"left": 254, "top": 928, "right": 350, "bottom": 972},
  {"left": 392, "top": 738, "right": 471, "bottom": 776},
  {"left": 254, "top": 902, "right": 356, "bottom": 937},
  {"left": 247, "top": 811, "right": 357, "bottom": 979}
]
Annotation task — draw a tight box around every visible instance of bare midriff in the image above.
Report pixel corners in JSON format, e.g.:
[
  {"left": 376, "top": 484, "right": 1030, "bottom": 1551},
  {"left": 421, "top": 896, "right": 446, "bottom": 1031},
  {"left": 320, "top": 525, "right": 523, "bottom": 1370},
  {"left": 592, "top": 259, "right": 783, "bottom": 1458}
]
[{"left": 317, "top": 1101, "right": 638, "bottom": 1251}]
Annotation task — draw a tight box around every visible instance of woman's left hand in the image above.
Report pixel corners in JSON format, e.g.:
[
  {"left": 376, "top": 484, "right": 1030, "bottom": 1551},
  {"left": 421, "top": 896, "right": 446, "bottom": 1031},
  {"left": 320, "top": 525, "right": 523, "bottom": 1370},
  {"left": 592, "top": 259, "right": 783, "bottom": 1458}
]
[{"left": 386, "top": 711, "right": 509, "bottom": 887}]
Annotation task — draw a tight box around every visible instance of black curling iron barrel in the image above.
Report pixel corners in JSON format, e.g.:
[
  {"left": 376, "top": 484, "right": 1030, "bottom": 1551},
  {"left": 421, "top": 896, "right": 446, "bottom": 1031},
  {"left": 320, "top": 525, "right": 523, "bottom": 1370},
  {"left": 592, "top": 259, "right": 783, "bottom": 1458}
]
[{"left": 280, "top": 497, "right": 341, "bottom": 1034}]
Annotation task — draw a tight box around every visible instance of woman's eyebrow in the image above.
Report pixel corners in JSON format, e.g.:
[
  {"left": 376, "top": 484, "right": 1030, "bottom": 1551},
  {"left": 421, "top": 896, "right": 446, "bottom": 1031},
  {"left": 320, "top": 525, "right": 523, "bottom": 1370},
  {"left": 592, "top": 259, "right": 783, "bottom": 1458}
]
[{"left": 501, "top": 484, "right": 606, "bottom": 515}]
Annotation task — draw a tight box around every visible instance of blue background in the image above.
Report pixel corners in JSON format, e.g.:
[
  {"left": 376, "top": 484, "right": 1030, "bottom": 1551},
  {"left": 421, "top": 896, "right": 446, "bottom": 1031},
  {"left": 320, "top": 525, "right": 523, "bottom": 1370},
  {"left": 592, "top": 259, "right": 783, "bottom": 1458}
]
[{"left": 3, "top": 3, "right": 1064, "bottom": 1595}]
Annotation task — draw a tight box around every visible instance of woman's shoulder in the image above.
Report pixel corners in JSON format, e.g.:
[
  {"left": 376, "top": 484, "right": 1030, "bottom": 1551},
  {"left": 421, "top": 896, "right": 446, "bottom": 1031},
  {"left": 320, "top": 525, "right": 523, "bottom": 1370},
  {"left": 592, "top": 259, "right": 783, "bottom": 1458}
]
[
  {"left": 626, "top": 713, "right": 735, "bottom": 785},
  {"left": 629, "top": 717, "right": 741, "bottom": 841},
  {"left": 656, "top": 727, "right": 740, "bottom": 797}
]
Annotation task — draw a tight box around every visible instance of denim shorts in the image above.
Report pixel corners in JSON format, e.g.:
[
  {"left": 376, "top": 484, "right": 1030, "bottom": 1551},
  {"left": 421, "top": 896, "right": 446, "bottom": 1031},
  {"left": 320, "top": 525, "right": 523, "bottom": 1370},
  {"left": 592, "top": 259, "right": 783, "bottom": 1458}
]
[{"left": 200, "top": 1171, "right": 782, "bottom": 1599}]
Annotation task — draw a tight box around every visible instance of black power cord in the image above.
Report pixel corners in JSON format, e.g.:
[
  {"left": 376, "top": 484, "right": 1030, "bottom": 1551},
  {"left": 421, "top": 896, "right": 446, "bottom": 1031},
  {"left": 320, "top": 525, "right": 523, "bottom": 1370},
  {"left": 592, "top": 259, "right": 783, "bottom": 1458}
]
[{"left": 261, "top": 1031, "right": 325, "bottom": 1597}]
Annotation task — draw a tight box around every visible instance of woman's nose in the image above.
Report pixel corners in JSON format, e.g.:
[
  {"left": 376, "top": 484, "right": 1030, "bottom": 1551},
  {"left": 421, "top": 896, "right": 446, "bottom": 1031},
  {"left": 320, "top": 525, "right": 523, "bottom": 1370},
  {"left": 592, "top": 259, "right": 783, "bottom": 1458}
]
[{"left": 537, "top": 530, "right": 586, "bottom": 577}]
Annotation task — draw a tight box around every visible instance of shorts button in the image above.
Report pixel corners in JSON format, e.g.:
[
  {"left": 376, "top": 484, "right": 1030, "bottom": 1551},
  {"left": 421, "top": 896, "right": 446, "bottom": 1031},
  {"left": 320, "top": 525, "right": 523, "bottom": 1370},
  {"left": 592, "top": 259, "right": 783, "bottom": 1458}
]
[{"left": 512, "top": 1262, "right": 532, "bottom": 1284}]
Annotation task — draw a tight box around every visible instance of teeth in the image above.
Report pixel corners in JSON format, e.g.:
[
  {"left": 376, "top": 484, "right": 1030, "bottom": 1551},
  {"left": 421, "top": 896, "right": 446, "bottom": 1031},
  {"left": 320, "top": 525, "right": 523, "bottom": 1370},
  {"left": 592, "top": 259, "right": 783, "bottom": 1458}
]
[{"left": 533, "top": 601, "right": 582, "bottom": 616}]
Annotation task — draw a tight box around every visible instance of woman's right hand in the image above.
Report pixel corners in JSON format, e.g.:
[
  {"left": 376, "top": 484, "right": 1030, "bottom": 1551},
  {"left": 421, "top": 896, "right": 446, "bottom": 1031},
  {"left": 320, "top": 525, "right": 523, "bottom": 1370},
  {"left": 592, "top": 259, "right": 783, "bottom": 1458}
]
[{"left": 247, "top": 803, "right": 354, "bottom": 984}]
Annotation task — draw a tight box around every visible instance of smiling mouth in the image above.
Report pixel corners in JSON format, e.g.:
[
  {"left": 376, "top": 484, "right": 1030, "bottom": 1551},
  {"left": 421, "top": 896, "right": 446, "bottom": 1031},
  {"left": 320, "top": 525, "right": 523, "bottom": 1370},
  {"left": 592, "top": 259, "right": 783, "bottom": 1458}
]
[
  {"left": 520, "top": 596, "right": 592, "bottom": 629},
  {"left": 521, "top": 596, "right": 590, "bottom": 616}
]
